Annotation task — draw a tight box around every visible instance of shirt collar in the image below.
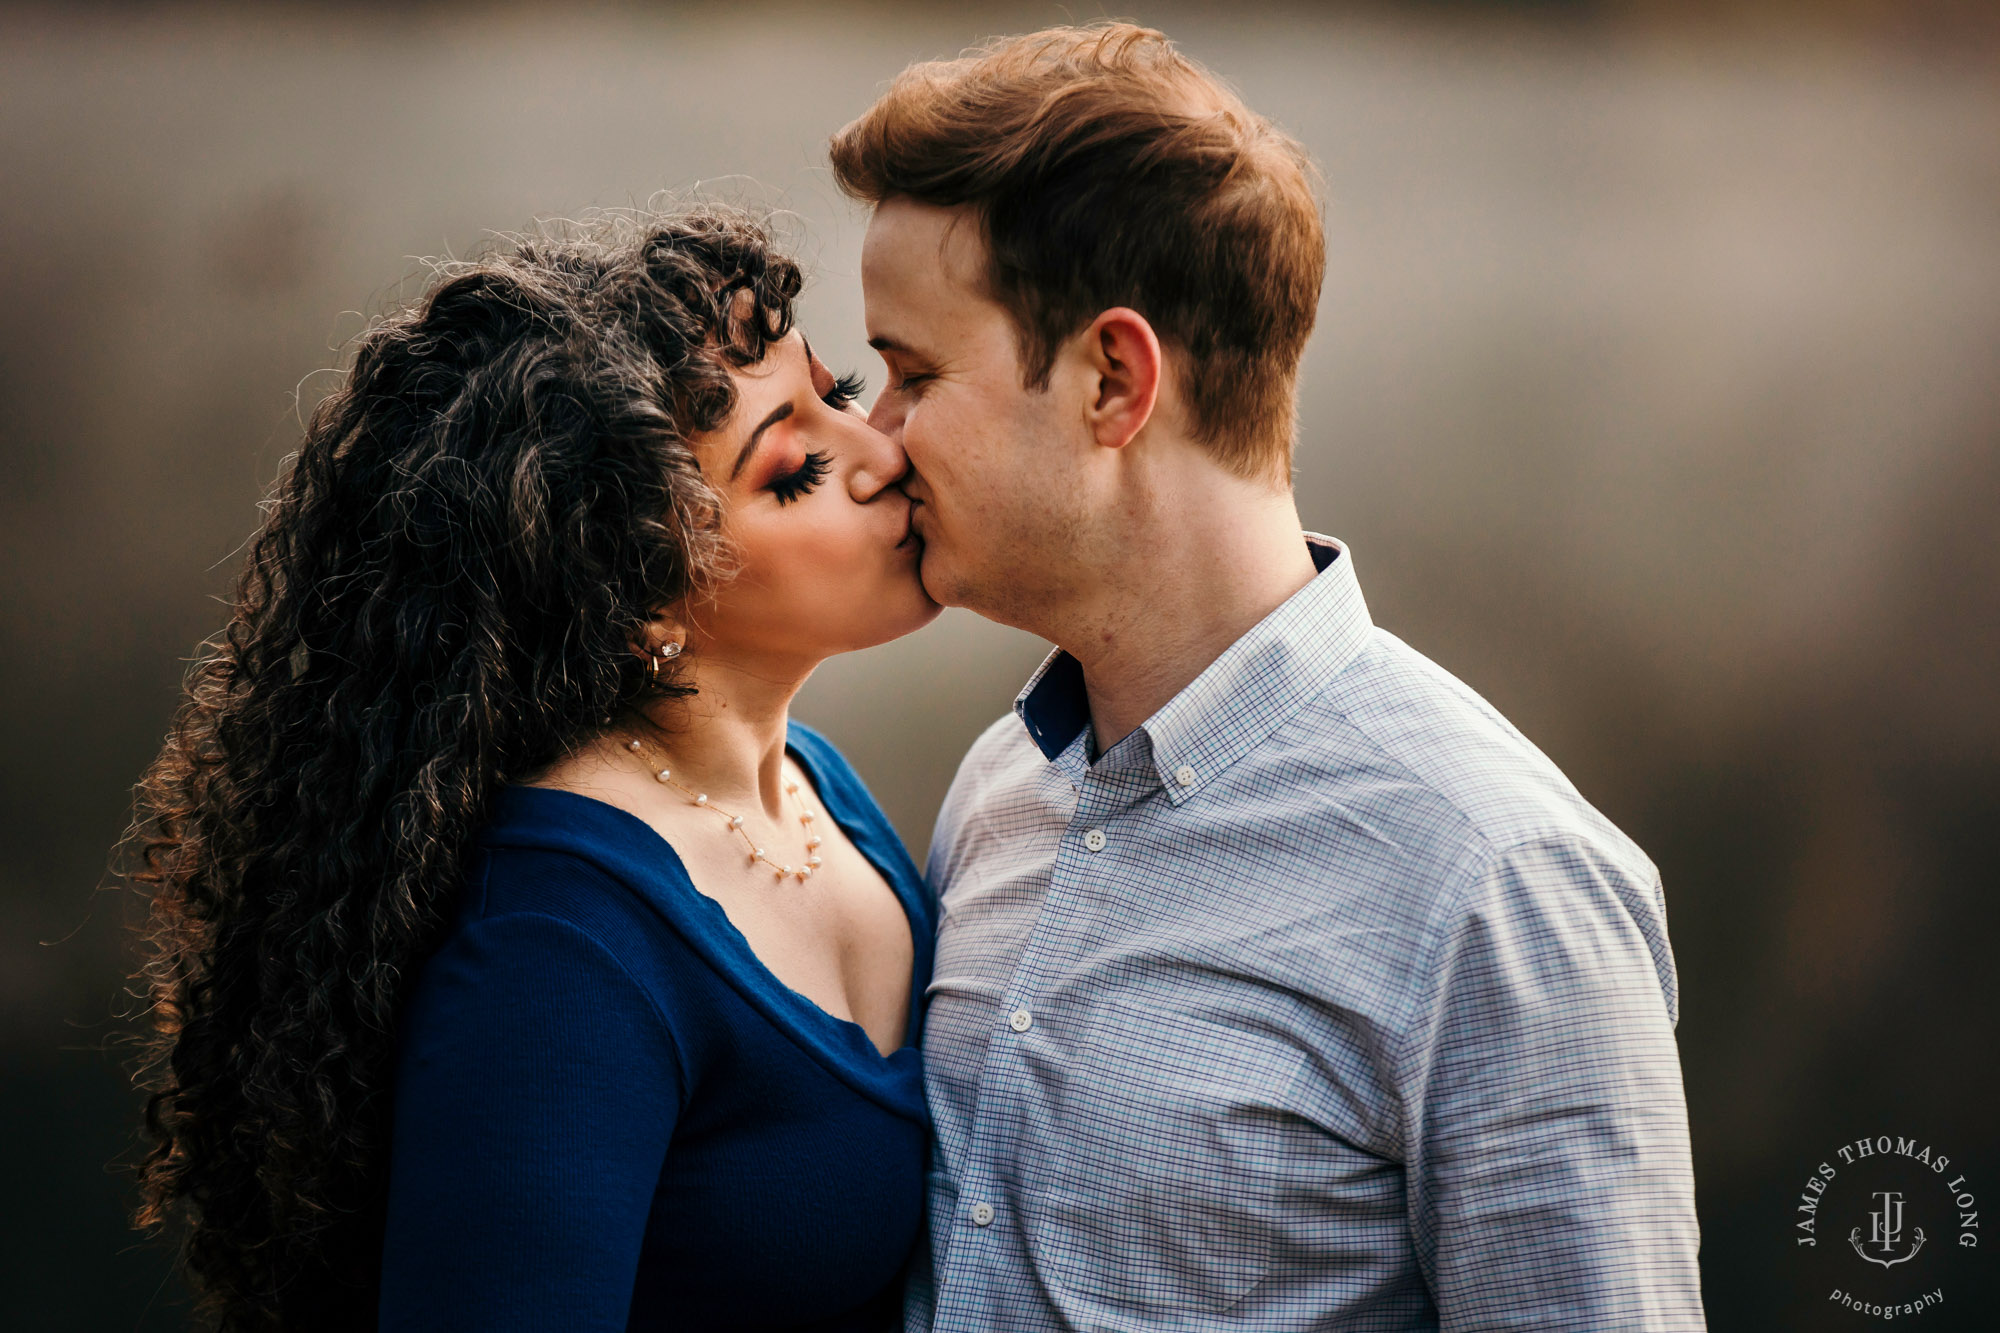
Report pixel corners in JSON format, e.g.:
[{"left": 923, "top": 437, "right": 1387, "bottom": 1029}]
[{"left": 1013, "top": 533, "right": 1374, "bottom": 803}]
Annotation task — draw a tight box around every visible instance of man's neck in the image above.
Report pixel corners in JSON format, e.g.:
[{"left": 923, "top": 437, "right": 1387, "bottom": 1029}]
[{"left": 1053, "top": 480, "right": 1317, "bottom": 757}]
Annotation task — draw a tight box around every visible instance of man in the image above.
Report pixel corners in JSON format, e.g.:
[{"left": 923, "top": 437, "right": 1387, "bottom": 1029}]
[{"left": 832, "top": 23, "right": 1705, "bottom": 1332}]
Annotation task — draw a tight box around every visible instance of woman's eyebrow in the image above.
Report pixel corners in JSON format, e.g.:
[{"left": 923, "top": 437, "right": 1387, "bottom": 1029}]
[{"left": 730, "top": 401, "right": 795, "bottom": 480}]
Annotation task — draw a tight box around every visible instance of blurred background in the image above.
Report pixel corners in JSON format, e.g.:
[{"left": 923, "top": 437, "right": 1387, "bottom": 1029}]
[{"left": 3, "top": 1, "right": 1995, "bottom": 1328}]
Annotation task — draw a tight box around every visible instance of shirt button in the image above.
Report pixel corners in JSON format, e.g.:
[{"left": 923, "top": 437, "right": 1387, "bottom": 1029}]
[
  {"left": 1174, "top": 764, "right": 1197, "bottom": 787},
  {"left": 970, "top": 1201, "right": 995, "bottom": 1227},
  {"left": 1082, "top": 827, "right": 1108, "bottom": 852},
  {"left": 1008, "top": 1008, "right": 1033, "bottom": 1032}
]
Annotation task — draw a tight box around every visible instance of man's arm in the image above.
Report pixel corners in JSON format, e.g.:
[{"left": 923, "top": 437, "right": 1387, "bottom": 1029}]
[{"left": 1401, "top": 834, "right": 1705, "bottom": 1331}]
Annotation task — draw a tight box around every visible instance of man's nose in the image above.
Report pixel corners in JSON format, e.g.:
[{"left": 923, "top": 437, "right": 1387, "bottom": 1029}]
[{"left": 865, "top": 390, "right": 906, "bottom": 441}]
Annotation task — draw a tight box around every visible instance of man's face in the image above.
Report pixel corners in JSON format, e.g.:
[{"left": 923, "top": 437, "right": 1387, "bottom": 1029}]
[{"left": 861, "top": 198, "right": 1092, "bottom": 624}]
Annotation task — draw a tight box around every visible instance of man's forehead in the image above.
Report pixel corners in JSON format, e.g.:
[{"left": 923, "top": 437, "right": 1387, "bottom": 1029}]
[{"left": 862, "top": 198, "right": 987, "bottom": 301}]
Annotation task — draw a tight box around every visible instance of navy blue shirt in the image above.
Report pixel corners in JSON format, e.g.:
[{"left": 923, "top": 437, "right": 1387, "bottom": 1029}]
[{"left": 379, "top": 723, "right": 934, "bottom": 1332}]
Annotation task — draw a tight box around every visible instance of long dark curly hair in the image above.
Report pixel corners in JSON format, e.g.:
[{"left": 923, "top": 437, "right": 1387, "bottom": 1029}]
[{"left": 124, "top": 205, "right": 802, "bottom": 1332}]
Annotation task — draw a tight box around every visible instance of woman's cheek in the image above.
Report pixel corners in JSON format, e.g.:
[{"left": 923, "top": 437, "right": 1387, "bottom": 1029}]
[{"left": 768, "top": 510, "right": 852, "bottom": 599}]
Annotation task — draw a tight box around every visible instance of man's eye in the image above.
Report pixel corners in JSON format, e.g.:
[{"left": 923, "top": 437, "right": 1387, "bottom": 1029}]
[
  {"left": 894, "top": 372, "right": 933, "bottom": 395},
  {"left": 822, "top": 370, "right": 866, "bottom": 409},
  {"left": 770, "top": 450, "right": 832, "bottom": 505}
]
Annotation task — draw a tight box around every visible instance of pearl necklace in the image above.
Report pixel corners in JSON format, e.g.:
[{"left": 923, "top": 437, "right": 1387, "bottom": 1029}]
[{"left": 622, "top": 734, "right": 824, "bottom": 882}]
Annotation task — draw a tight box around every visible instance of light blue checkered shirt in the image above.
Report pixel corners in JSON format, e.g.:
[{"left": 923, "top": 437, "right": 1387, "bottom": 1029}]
[{"left": 909, "top": 535, "right": 1704, "bottom": 1332}]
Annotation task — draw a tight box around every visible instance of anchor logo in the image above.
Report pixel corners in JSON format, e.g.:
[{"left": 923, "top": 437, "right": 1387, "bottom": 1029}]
[{"left": 1849, "top": 1190, "right": 1926, "bottom": 1269}]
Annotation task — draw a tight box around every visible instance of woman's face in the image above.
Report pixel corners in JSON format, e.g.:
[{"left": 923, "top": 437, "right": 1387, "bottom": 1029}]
[{"left": 681, "top": 330, "right": 939, "bottom": 667}]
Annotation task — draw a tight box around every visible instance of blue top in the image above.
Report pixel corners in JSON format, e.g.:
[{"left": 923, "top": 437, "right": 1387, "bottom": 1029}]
[
  {"left": 914, "top": 535, "right": 1702, "bottom": 1332},
  {"left": 379, "top": 722, "right": 934, "bottom": 1332}
]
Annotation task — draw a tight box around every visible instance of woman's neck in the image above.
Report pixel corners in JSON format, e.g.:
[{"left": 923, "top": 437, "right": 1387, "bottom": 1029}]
[{"left": 626, "top": 652, "right": 811, "bottom": 821}]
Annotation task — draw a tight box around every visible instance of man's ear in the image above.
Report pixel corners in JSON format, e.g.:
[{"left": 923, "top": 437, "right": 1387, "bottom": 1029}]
[{"left": 1080, "top": 307, "right": 1163, "bottom": 451}]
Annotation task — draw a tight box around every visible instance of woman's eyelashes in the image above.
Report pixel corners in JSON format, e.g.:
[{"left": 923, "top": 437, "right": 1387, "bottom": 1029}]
[
  {"left": 821, "top": 369, "right": 866, "bottom": 410},
  {"left": 762, "top": 369, "right": 858, "bottom": 505},
  {"left": 769, "top": 450, "right": 832, "bottom": 505}
]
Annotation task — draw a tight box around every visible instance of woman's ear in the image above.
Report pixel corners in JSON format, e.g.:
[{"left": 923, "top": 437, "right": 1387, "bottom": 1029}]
[
  {"left": 1080, "top": 307, "right": 1163, "bottom": 451},
  {"left": 631, "top": 610, "right": 689, "bottom": 665}
]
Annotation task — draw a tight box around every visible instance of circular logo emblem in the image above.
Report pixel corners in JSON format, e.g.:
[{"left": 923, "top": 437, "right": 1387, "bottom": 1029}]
[{"left": 1793, "top": 1134, "right": 1980, "bottom": 1323}]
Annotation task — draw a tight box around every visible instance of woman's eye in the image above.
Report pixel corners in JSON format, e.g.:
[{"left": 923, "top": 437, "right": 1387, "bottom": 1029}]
[
  {"left": 821, "top": 370, "right": 866, "bottom": 410},
  {"left": 770, "top": 449, "right": 832, "bottom": 505}
]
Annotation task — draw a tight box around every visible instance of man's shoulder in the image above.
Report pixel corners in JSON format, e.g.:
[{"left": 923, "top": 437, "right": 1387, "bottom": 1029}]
[
  {"left": 957, "top": 709, "right": 1041, "bottom": 781},
  {"left": 1292, "top": 627, "right": 1657, "bottom": 887},
  {"left": 1288, "top": 629, "right": 1678, "bottom": 1021},
  {"left": 926, "top": 712, "right": 1057, "bottom": 882},
  {"left": 940, "top": 710, "right": 1059, "bottom": 822}
]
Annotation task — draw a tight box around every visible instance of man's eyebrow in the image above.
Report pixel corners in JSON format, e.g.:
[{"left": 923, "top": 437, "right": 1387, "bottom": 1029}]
[
  {"left": 867, "top": 334, "right": 912, "bottom": 354},
  {"left": 730, "top": 401, "right": 794, "bottom": 481}
]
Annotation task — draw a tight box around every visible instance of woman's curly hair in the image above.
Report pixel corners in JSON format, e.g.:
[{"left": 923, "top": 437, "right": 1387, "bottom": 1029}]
[{"left": 124, "top": 205, "right": 802, "bottom": 1332}]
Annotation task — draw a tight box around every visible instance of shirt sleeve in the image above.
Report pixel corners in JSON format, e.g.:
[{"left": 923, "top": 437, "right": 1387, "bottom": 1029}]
[
  {"left": 379, "top": 911, "right": 684, "bottom": 1332},
  {"left": 1401, "top": 835, "right": 1705, "bottom": 1331}
]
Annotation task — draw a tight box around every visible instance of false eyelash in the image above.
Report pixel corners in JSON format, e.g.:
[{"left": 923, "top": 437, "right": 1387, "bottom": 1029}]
[
  {"left": 823, "top": 370, "right": 867, "bottom": 408},
  {"left": 771, "top": 449, "right": 832, "bottom": 505}
]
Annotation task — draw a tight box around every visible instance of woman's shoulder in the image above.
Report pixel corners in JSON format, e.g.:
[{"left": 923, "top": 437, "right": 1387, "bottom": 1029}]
[
  {"left": 785, "top": 719, "right": 930, "bottom": 928},
  {"left": 785, "top": 719, "right": 888, "bottom": 823},
  {"left": 448, "top": 787, "right": 695, "bottom": 977},
  {"left": 783, "top": 717, "right": 847, "bottom": 778}
]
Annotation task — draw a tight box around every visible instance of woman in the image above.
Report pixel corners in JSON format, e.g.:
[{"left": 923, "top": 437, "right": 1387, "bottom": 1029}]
[{"left": 128, "top": 207, "right": 940, "bottom": 1332}]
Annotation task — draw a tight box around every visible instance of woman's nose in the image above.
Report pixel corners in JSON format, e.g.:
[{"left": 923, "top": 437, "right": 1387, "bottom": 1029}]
[{"left": 845, "top": 417, "right": 910, "bottom": 503}]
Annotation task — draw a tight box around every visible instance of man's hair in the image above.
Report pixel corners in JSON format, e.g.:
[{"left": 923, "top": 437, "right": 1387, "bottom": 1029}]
[{"left": 830, "top": 22, "right": 1324, "bottom": 480}]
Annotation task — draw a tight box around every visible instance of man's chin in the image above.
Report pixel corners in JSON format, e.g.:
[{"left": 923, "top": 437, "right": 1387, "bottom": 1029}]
[{"left": 915, "top": 544, "right": 964, "bottom": 610}]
